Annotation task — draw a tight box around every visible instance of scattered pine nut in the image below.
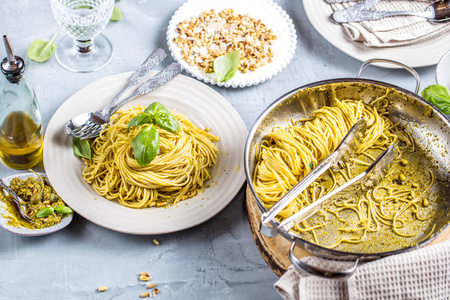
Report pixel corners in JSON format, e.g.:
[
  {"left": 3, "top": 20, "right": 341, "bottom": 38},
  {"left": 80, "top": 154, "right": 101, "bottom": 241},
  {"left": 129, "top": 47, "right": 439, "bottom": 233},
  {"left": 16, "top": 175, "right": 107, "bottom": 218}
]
[
  {"left": 97, "top": 286, "right": 108, "bottom": 292},
  {"left": 154, "top": 288, "right": 160, "bottom": 294},
  {"left": 140, "top": 275, "right": 150, "bottom": 281},
  {"left": 153, "top": 239, "right": 160, "bottom": 245},
  {"left": 148, "top": 283, "right": 156, "bottom": 289},
  {"left": 140, "top": 292, "right": 150, "bottom": 298},
  {"left": 140, "top": 272, "right": 150, "bottom": 277}
]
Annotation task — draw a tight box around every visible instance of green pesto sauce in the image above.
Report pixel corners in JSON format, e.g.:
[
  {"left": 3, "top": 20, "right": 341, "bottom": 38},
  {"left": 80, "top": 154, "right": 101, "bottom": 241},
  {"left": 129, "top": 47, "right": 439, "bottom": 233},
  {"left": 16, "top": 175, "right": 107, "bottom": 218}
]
[
  {"left": 0, "top": 176, "right": 67, "bottom": 229},
  {"left": 296, "top": 147, "right": 443, "bottom": 254}
]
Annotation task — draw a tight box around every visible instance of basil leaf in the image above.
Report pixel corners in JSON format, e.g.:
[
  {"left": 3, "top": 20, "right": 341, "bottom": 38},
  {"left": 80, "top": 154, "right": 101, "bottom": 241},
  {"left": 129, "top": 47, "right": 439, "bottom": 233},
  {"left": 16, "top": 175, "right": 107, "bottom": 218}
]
[
  {"left": 310, "top": 161, "right": 313, "bottom": 169},
  {"left": 54, "top": 205, "right": 73, "bottom": 214},
  {"left": 127, "top": 113, "right": 153, "bottom": 131},
  {"left": 132, "top": 125, "right": 160, "bottom": 166},
  {"left": 36, "top": 207, "right": 54, "bottom": 218},
  {"left": 144, "top": 102, "right": 170, "bottom": 116},
  {"left": 72, "top": 138, "right": 92, "bottom": 162},
  {"left": 213, "top": 51, "right": 240, "bottom": 82},
  {"left": 27, "top": 33, "right": 58, "bottom": 62},
  {"left": 422, "top": 84, "right": 450, "bottom": 114},
  {"left": 155, "top": 113, "right": 180, "bottom": 133},
  {"left": 143, "top": 102, "right": 180, "bottom": 132},
  {"left": 110, "top": 5, "right": 123, "bottom": 21}
]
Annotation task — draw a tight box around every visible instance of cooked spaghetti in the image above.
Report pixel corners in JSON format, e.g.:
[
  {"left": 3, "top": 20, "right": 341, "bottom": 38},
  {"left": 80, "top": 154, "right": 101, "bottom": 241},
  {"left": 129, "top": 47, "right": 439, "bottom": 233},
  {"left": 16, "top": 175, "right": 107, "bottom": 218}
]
[
  {"left": 82, "top": 106, "right": 219, "bottom": 208},
  {"left": 253, "top": 92, "right": 436, "bottom": 252}
]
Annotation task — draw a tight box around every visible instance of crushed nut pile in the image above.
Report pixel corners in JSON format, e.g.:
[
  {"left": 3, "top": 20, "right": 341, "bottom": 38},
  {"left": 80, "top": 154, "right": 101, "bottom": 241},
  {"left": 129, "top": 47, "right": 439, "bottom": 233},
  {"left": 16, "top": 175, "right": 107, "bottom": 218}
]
[{"left": 173, "top": 8, "right": 277, "bottom": 74}]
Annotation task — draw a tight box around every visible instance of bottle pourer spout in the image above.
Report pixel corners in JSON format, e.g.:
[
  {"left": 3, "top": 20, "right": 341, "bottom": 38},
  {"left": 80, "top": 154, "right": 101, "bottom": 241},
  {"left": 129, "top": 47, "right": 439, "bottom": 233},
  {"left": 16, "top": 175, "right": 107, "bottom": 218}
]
[
  {"left": 1, "top": 35, "right": 24, "bottom": 82},
  {"left": 2, "top": 35, "right": 23, "bottom": 73},
  {"left": 3, "top": 35, "right": 16, "bottom": 65}
]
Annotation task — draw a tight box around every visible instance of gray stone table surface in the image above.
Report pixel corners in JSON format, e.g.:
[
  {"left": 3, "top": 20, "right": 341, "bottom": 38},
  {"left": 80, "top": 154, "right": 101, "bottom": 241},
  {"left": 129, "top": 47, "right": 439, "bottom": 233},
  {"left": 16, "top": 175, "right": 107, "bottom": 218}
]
[{"left": 0, "top": 0, "right": 443, "bottom": 299}]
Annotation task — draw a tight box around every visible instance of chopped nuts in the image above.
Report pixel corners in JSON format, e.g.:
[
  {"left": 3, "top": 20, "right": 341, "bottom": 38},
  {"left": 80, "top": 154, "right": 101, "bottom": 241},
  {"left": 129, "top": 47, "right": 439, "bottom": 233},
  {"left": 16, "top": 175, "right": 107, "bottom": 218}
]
[
  {"left": 148, "top": 283, "right": 156, "bottom": 289},
  {"left": 140, "top": 275, "right": 151, "bottom": 281},
  {"left": 153, "top": 239, "right": 160, "bottom": 246},
  {"left": 400, "top": 159, "right": 409, "bottom": 166},
  {"left": 173, "top": 8, "right": 276, "bottom": 74},
  {"left": 97, "top": 286, "right": 108, "bottom": 292},
  {"left": 154, "top": 288, "right": 160, "bottom": 295},
  {"left": 140, "top": 292, "right": 150, "bottom": 298}
]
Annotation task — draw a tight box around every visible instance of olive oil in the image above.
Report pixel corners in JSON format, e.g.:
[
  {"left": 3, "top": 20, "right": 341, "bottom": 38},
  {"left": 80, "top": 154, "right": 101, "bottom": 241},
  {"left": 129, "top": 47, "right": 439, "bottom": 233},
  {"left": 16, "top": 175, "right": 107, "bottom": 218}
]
[
  {"left": 0, "top": 111, "right": 43, "bottom": 169},
  {"left": 0, "top": 36, "right": 44, "bottom": 169}
]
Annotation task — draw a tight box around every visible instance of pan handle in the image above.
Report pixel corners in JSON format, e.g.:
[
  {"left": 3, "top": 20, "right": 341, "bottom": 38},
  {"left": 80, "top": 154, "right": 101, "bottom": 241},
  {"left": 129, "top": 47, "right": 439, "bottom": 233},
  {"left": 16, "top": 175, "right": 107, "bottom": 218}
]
[
  {"left": 357, "top": 58, "right": 420, "bottom": 94},
  {"left": 289, "top": 242, "right": 360, "bottom": 279}
]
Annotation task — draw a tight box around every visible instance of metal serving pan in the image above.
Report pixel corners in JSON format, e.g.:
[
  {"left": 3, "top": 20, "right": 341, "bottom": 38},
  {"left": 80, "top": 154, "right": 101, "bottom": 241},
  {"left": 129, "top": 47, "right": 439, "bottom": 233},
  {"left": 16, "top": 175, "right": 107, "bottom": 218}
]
[{"left": 244, "top": 59, "right": 450, "bottom": 278}]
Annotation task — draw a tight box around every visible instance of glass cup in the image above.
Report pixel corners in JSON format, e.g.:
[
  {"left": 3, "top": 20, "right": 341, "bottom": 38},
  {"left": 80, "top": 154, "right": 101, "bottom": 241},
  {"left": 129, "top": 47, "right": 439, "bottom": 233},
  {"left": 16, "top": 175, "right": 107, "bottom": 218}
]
[{"left": 50, "top": 0, "right": 115, "bottom": 73}]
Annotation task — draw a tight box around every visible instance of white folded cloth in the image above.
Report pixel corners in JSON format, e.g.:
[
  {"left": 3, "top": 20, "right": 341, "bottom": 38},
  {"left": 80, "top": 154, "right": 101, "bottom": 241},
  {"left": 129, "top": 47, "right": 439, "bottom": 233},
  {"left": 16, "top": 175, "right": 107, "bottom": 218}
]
[
  {"left": 330, "top": 0, "right": 450, "bottom": 47},
  {"left": 274, "top": 240, "right": 450, "bottom": 300}
]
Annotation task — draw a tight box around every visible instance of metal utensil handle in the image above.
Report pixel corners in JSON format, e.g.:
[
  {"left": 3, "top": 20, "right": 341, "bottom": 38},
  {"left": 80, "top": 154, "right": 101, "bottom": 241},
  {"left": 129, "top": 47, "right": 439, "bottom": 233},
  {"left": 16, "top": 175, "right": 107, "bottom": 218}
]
[
  {"left": 259, "top": 159, "right": 333, "bottom": 237},
  {"left": 102, "top": 48, "right": 167, "bottom": 116},
  {"left": 259, "top": 119, "right": 366, "bottom": 237},
  {"left": 331, "top": 9, "right": 430, "bottom": 23},
  {"left": 109, "top": 63, "right": 182, "bottom": 115},
  {"left": 289, "top": 242, "right": 360, "bottom": 279},
  {"left": 357, "top": 58, "right": 420, "bottom": 94}
]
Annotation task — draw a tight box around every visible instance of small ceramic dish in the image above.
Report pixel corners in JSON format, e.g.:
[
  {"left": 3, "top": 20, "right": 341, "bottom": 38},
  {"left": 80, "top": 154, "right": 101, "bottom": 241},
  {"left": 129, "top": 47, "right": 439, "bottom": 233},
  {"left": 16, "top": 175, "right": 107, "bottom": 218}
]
[
  {"left": 0, "top": 172, "right": 73, "bottom": 236},
  {"left": 436, "top": 49, "right": 450, "bottom": 89}
]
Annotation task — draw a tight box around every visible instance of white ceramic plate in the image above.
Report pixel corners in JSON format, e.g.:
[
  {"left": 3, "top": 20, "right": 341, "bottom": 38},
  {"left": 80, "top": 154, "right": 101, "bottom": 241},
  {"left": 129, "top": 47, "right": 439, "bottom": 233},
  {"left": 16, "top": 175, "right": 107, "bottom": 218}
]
[
  {"left": 436, "top": 49, "right": 450, "bottom": 89},
  {"left": 0, "top": 173, "right": 73, "bottom": 236},
  {"left": 166, "top": 0, "right": 297, "bottom": 88},
  {"left": 303, "top": 0, "right": 450, "bottom": 68},
  {"left": 43, "top": 73, "right": 248, "bottom": 235}
]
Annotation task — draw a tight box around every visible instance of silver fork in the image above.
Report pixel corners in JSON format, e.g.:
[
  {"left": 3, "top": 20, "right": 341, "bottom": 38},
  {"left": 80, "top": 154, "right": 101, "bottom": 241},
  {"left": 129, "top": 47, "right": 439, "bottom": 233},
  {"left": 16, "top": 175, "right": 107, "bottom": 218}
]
[
  {"left": 0, "top": 179, "right": 34, "bottom": 223},
  {"left": 65, "top": 48, "right": 167, "bottom": 139},
  {"left": 278, "top": 141, "right": 398, "bottom": 233},
  {"left": 259, "top": 119, "right": 368, "bottom": 237},
  {"left": 66, "top": 62, "right": 182, "bottom": 139}
]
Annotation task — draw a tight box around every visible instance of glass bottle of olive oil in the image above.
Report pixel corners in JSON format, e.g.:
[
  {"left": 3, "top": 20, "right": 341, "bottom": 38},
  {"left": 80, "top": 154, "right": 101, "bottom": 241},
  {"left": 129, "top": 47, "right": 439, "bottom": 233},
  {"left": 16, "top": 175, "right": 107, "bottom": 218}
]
[{"left": 0, "top": 36, "right": 43, "bottom": 169}]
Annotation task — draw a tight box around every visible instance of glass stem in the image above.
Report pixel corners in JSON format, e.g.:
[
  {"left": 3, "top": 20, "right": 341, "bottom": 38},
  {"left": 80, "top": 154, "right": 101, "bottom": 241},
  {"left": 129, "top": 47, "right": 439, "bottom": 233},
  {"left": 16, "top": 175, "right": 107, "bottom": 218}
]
[{"left": 74, "top": 39, "right": 94, "bottom": 53}]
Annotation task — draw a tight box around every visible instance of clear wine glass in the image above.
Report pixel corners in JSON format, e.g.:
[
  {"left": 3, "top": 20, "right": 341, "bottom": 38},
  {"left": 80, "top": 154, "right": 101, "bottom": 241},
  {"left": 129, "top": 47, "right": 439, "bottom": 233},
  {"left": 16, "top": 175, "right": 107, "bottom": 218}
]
[{"left": 50, "top": 0, "right": 115, "bottom": 73}]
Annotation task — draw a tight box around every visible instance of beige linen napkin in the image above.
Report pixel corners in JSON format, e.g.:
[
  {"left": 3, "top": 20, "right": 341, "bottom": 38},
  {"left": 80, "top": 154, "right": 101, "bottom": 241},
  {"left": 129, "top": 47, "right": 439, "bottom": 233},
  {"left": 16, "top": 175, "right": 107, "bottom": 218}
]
[
  {"left": 275, "top": 240, "right": 450, "bottom": 300},
  {"left": 330, "top": 0, "right": 450, "bottom": 47}
]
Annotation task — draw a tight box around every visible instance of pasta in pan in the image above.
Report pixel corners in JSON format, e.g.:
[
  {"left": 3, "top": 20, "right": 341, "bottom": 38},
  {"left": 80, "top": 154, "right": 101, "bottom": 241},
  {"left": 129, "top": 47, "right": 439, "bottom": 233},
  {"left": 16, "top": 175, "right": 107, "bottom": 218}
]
[
  {"left": 82, "top": 106, "right": 219, "bottom": 209},
  {"left": 253, "top": 92, "right": 436, "bottom": 252}
]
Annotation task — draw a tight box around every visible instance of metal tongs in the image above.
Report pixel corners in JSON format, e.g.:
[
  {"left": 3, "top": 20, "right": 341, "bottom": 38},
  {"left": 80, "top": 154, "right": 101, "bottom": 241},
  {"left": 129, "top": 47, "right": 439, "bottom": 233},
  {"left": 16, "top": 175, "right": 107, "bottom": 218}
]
[
  {"left": 260, "top": 119, "right": 398, "bottom": 238},
  {"left": 278, "top": 141, "right": 397, "bottom": 233}
]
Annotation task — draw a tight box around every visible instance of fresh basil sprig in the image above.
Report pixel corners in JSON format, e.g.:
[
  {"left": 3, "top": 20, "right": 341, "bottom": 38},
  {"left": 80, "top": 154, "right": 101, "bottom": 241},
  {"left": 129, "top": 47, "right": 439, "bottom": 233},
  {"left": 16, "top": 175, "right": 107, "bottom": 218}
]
[
  {"left": 129, "top": 102, "right": 180, "bottom": 133},
  {"left": 110, "top": 5, "right": 123, "bottom": 21},
  {"left": 213, "top": 50, "right": 241, "bottom": 82},
  {"left": 72, "top": 138, "right": 92, "bottom": 162},
  {"left": 54, "top": 205, "right": 74, "bottom": 214},
  {"left": 129, "top": 102, "right": 180, "bottom": 166},
  {"left": 36, "top": 205, "right": 73, "bottom": 218},
  {"left": 27, "top": 33, "right": 58, "bottom": 62},
  {"left": 127, "top": 113, "right": 153, "bottom": 131},
  {"left": 422, "top": 84, "right": 450, "bottom": 114},
  {"left": 36, "top": 207, "right": 54, "bottom": 218},
  {"left": 132, "top": 125, "right": 160, "bottom": 167},
  {"left": 145, "top": 102, "right": 180, "bottom": 132}
]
